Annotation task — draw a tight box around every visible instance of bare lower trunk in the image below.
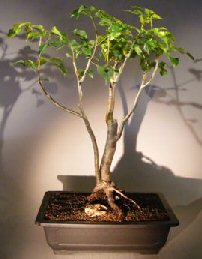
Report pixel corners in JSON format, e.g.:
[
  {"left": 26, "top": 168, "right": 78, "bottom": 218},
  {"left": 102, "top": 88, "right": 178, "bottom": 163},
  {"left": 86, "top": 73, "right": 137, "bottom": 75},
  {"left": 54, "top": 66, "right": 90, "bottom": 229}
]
[
  {"left": 100, "top": 119, "right": 118, "bottom": 183},
  {"left": 86, "top": 117, "right": 140, "bottom": 217}
]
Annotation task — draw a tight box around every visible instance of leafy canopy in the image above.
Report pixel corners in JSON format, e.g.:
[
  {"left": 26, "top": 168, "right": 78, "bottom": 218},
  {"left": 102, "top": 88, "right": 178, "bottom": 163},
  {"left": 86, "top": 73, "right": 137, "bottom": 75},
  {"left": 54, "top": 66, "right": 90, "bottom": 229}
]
[{"left": 8, "top": 5, "right": 193, "bottom": 81}]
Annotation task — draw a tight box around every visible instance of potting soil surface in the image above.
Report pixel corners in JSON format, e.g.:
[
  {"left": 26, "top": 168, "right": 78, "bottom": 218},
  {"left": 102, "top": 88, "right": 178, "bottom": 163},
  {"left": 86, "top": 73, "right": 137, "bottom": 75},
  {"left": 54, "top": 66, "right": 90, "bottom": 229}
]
[{"left": 44, "top": 192, "right": 170, "bottom": 223}]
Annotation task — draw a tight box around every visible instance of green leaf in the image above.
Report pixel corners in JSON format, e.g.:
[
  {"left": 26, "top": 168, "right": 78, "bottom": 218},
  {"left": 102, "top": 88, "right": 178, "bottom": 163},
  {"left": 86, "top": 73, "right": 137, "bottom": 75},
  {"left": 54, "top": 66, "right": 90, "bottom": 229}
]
[
  {"left": 15, "top": 59, "right": 37, "bottom": 70},
  {"left": 39, "top": 41, "right": 49, "bottom": 55},
  {"left": 51, "top": 26, "right": 61, "bottom": 36},
  {"left": 82, "top": 46, "right": 92, "bottom": 57},
  {"left": 78, "top": 69, "right": 84, "bottom": 79},
  {"left": 186, "top": 52, "right": 195, "bottom": 61},
  {"left": 8, "top": 22, "right": 32, "bottom": 37},
  {"left": 145, "top": 8, "right": 162, "bottom": 21},
  {"left": 126, "top": 6, "right": 144, "bottom": 16},
  {"left": 133, "top": 44, "right": 142, "bottom": 55},
  {"left": 71, "top": 5, "right": 86, "bottom": 19},
  {"left": 53, "top": 61, "right": 67, "bottom": 75},
  {"left": 97, "top": 66, "right": 113, "bottom": 82},
  {"left": 26, "top": 31, "right": 41, "bottom": 40},
  {"left": 74, "top": 29, "right": 88, "bottom": 40},
  {"left": 70, "top": 39, "right": 80, "bottom": 50},
  {"left": 78, "top": 69, "right": 93, "bottom": 79},
  {"left": 158, "top": 61, "right": 167, "bottom": 76},
  {"left": 48, "top": 38, "right": 61, "bottom": 48},
  {"left": 32, "top": 25, "right": 45, "bottom": 32},
  {"left": 108, "top": 24, "right": 122, "bottom": 40},
  {"left": 175, "top": 47, "right": 194, "bottom": 61},
  {"left": 38, "top": 56, "right": 48, "bottom": 65},
  {"left": 65, "top": 52, "right": 72, "bottom": 58},
  {"left": 51, "top": 26, "right": 68, "bottom": 45},
  {"left": 46, "top": 57, "right": 67, "bottom": 75},
  {"left": 128, "top": 6, "right": 162, "bottom": 27},
  {"left": 169, "top": 56, "right": 179, "bottom": 67}
]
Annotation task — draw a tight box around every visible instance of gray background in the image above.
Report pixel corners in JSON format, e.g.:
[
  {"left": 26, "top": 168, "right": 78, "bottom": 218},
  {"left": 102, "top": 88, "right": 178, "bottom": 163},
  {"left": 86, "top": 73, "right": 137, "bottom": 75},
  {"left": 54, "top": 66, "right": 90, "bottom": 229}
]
[{"left": 0, "top": 0, "right": 202, "bottom": 258}]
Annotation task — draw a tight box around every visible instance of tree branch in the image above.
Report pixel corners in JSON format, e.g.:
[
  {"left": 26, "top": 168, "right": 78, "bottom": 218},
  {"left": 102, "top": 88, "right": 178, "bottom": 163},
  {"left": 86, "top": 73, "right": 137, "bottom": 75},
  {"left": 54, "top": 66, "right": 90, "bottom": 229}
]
[
  {"left": 116, "top": 58, "right": 159, "bottom": 141},
  {"left": 105, "top": 49, "right": 133, "bottom": 125},
  {"left": 105, "top": 82, "right": 116, "bottom": 125},
  {"left": 80, "top": 33, "right": 98, "bottom": 83},
  {"left": 79, "top": 109, "right": 101, "bottom": 184},
  {"left": 71, "top": 37, "right": 101, "bottom": 183},
  {"left": 37, "top": 65, "right": 81, "bottom": 117}
]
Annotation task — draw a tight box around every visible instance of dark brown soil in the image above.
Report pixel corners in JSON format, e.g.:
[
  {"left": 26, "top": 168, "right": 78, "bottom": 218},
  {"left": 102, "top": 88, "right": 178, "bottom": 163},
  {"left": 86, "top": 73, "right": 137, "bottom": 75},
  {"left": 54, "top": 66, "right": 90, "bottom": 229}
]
[{"left": 43, "top": 192, "right": 169, "bottom": 223}]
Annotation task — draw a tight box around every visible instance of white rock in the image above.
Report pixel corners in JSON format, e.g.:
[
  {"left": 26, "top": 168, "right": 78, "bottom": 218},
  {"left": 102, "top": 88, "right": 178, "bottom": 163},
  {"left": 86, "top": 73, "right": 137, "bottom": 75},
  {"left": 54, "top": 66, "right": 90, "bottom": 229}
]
[{"left": 84, "top": 204, "right": 108, "bottom": 217}]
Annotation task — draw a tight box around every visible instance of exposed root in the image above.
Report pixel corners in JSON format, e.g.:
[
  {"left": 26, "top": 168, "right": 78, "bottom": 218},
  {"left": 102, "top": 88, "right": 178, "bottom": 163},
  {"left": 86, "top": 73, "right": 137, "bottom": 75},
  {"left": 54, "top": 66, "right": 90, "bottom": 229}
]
[
  {"left": 86, "top": 181, "right": 140, "bottom": 221},
  {"left": 112, "top": 188, "right": 141, "bottom": 210}
]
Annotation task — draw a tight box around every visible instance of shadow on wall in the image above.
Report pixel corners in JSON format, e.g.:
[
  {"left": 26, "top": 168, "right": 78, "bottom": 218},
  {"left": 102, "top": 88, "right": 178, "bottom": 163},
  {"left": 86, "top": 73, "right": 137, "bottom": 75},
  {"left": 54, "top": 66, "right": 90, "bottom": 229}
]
[
  {"left": 0, "top": 32, "right": 65, "bottom": 258},
  {"left": 114, "top": 63, "right": 202, "bottom": 246},
  {"left": 113, "top": 64, "right": 202, "bottom": 201},
  {"left": 152, "top": 64, "right": 202, "bottom": 146},
  {"left": 0, "top": 32, "right": 39, "bottom": 258}
]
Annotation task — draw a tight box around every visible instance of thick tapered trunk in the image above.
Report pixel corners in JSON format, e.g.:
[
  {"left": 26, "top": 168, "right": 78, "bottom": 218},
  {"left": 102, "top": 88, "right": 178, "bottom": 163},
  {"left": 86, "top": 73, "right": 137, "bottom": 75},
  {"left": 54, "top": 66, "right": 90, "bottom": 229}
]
[
  {"left": 100, "top": 119, "right": 118, "bottom": 182},
  {"left": 88, "top": 119, "right": 140, "bottom": 216}
]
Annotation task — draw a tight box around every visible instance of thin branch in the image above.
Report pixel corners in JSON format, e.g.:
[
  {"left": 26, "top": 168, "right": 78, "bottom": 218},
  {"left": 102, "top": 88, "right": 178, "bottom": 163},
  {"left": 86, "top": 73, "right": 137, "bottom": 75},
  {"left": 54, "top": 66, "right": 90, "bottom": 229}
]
[
  {"left": 105, "top": 49, "right": 134, "bottom": 125},
  {"left": 79, "top": 34, "right": 98, "bottom": 83},
  {"left": 113, "top": 48, "right": 133, "bottom": 84},
  {"left": 37, "top": 64, "right": 81, "bottom": 117},
  {"left": 71, "top": 50, "right": 84, "bottom": 107},
  {"left": 142, "top": 58, "right": 160, "bottom": 87},
  {"left": 79, "top": 109, "right": 101, "bottom": 184},
  {"left": 71, "top": 50, "right": 79, "bottom": 80},
  {"left": 71, "top": 36, "right": 101, "bottom": 183},
  {"left": 116, "top": 58, "right": 159, "bottom": 141}
]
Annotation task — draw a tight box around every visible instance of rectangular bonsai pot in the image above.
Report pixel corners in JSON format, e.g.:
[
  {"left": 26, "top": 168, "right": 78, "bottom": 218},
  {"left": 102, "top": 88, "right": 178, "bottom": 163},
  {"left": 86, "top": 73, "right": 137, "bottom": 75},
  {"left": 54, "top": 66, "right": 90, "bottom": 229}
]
[{"left": 35, "top": 191, "right": 179, "bottom": 255}]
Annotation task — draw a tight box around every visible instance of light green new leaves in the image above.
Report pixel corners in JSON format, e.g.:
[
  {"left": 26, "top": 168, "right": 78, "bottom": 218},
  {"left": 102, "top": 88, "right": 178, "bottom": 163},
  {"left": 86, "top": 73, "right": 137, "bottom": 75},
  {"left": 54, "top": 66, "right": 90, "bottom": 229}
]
[
  {"left": 8, "top": 22, "right": 47, "bottom": 41},
  {"left": 8, "top": 22, "right": 32, "bottom": 37},
  {"left": 127, "top": 6, "right": 162, "bottom": 28},
  {"left": 71, "top": 5, "right": 88, "bottom": 19}
]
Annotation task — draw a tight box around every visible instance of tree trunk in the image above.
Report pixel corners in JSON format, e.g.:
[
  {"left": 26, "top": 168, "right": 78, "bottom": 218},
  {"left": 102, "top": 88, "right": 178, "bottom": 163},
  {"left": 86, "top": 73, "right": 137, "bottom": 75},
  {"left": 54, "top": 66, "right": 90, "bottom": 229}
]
[
  {"left": 100, "top": 119, "right": 118, "bottom": 182},
  {"left": 87, "top": 118, "right": 140, "bottom": 217}
]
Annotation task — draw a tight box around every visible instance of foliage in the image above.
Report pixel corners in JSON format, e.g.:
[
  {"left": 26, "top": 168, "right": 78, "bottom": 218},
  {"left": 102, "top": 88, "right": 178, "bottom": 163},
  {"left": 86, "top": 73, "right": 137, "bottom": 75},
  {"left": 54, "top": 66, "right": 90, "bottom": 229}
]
[{"left": 8, "top": 5, "right": 193, "bottom": 83}]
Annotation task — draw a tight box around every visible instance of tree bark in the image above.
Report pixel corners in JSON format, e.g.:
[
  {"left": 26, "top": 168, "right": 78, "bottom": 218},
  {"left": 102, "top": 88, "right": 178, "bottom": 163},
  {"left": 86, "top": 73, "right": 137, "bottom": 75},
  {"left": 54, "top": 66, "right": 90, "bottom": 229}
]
[{"left": 100, "top": 119, "right": 118, "bottom": 183}]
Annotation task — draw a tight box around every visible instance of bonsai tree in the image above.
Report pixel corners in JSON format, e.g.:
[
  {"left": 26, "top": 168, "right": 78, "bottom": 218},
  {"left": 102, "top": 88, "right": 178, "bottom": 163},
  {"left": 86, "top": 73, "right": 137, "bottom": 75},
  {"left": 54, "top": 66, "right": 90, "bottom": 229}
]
[{"left": 8, "top": 5, "right": 193, "bottom": 218}]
